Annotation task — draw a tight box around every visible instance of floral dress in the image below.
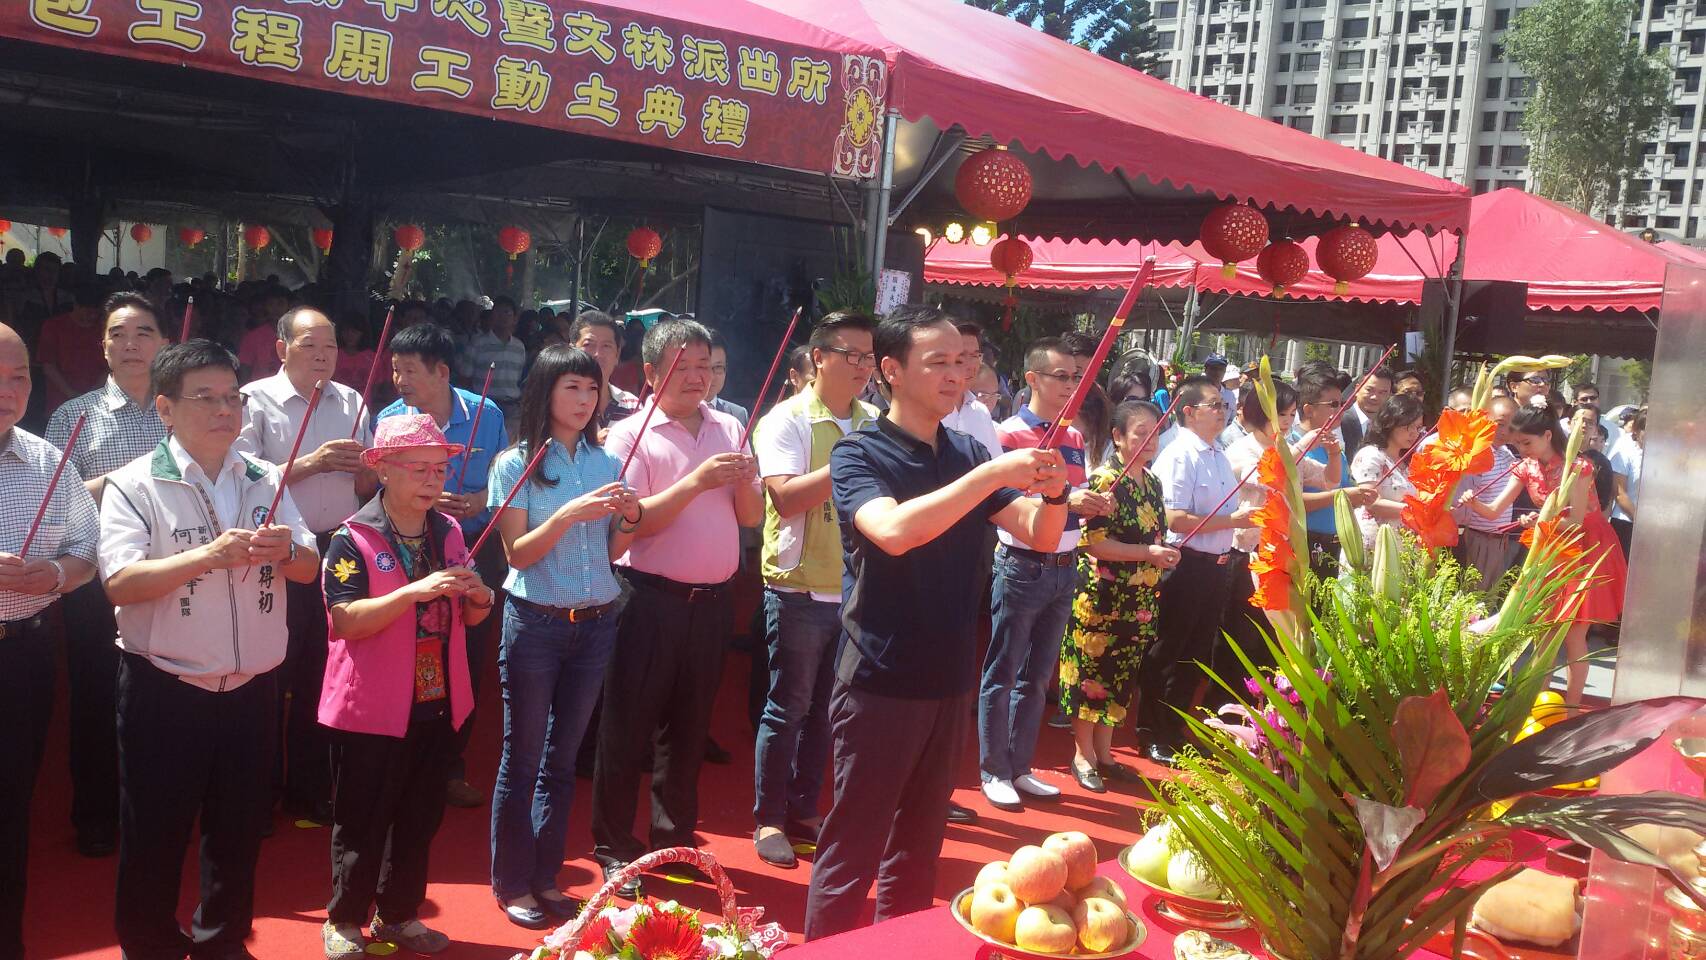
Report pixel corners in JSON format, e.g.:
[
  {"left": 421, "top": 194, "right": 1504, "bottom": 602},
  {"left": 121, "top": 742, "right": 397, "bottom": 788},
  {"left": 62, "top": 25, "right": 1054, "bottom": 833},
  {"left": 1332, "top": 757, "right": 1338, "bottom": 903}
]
[
  {"left": 1059, "top": 456, "right": 1167, "bottom": 727},
  {"left": 1514, "top": 456, "right": 1628, "bottom": 624}
]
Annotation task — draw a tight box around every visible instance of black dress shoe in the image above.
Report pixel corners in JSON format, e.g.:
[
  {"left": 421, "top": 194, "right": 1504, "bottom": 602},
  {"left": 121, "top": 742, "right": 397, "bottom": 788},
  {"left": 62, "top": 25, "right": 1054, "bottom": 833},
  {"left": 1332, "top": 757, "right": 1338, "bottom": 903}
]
[
  {"left": 602, "top": 861, "right": 644, "bottom": 900},
  {"left": 946, "top": 801, "right": 979, "bottom": 825},
  {"left": 1073, "top": 762, "right": 1107, "bottom": 793},
  {"left": 498, "top": 897, "right": 550, "bottom": 930},
  {"left": 754, "top": 830, "right": 798, "bottom": 868},
  {"left": 536, "top": 893, "right": 584, "bottom": 920},
  {"left": 1099, "top": 761, "right": 1142, "bottom": 784},
  {"left": 1145, "top": 743, "right": 1179, "bottom": 767}
]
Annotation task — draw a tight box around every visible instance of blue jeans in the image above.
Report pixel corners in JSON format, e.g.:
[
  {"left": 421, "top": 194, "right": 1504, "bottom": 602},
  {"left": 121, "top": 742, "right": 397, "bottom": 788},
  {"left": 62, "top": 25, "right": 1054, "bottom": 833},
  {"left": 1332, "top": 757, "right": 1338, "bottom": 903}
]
[
  {"left": 979, "top": 546, "right": 1078, "bottom": 783},
  {"left": 753, "top": 589, "right": 840, "bottom": 827},
  {"left": 489, "top": 598, "right": 617, "bottom": 899}
]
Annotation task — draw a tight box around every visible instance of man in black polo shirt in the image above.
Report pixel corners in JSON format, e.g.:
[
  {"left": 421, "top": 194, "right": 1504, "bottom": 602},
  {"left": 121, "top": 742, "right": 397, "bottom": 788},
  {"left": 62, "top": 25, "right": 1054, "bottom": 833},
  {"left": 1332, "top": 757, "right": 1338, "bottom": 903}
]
[{"left": 803, "top": 305, "right": 1069, "bottom": 940}]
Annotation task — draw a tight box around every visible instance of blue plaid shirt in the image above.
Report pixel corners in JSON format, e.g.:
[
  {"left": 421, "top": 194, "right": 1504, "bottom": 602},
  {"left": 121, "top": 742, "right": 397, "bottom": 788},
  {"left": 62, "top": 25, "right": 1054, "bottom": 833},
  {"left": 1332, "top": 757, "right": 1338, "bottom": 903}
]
[{"left": 487, "top": 438, "right": 622, "bottom": 608}]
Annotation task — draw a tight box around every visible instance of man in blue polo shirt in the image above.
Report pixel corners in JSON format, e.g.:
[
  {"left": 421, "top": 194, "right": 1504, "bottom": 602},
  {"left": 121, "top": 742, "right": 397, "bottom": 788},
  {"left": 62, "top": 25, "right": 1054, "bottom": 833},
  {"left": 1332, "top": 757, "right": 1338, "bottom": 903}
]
[
  {"left": 379, "top": 323, "right": 507, "bottom": 809},
  {"left": 1287, "top": 362, "right": 1352, "bottom": 578},
  {"left": 803, "top": 305, "right": 1070, "bottom": 941}
]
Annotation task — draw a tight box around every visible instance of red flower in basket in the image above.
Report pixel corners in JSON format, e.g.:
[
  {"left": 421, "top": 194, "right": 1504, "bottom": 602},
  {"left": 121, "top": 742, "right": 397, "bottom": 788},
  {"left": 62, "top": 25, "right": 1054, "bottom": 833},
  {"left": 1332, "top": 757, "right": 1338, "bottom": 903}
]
[
  {"left": 576, "top": 915, "right": 618, "bottom": 956},
  {"left": 629, "top": 909, "right": 707, "bottom": 960}
]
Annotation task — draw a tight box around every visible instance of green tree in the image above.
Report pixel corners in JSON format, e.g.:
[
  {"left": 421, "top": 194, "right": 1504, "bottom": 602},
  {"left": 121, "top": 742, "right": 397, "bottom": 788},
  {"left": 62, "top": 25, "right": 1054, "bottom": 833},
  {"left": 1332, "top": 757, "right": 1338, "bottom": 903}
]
[
  {"left": 965, "top": 0, "right": 1163, "bottom": 74},
  {"left": 1506, "top": 0, "right": 1672, "bottom": 215}
]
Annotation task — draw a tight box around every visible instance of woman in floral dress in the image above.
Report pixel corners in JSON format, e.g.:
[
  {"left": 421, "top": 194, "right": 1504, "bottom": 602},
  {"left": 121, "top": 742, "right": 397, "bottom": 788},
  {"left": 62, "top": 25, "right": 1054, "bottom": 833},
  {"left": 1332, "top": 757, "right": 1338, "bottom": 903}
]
[{"left": 1060, "top": 400, "right": 1180, "bottom": 793}]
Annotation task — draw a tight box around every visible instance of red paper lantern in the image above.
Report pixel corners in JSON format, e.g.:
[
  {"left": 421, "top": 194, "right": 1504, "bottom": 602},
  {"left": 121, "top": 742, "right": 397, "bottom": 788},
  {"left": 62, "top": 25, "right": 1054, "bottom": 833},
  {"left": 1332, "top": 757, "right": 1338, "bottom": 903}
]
[
  {"left": 129, "top": 223, "right": 153, "bottom": 245},
  {"left": 1256, "top": 239, "right": 1311, "bottom": 295},
  {"left": 46, "top": 227, "right": 67, "bottom": 238},
  {"left": 625, "top": 226, "right": 661, "bottom": 267},
  {"left": 312, "top": 227, "right": 334, "bottom": 253},
  {"left": 497, "top": 225, "right": 532, "bottom": 261},
  {"left": 954, "top": 149, "right": 1033, "bottom": 223},
  {"left": 243, "top": 224, "right": 271, "bottom": 251},
  {"left": 1199, "top": 204, "right": 1270, "bottom": 278},
  {"left": 989, "top": 237, "right": 1034, "bottom": 330},
  {"left": 1315, "top": 223, "right": 1379, "bottom": 294},
  {"left": 178, "top": 226, "right": 206, "bottom": 248},
  {"left": 0, "top": 220, "right": 11, "bottom": 235},
  {"left": 393, "top": 223, "right": 425, "bottom": 253}
]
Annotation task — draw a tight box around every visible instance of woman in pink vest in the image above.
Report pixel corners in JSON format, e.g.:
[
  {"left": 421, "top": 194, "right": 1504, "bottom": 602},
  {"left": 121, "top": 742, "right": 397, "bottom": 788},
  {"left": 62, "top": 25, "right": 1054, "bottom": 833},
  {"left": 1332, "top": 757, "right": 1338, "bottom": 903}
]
[{"left": 317, "top": 414, "right": 496, "bottom": 960}]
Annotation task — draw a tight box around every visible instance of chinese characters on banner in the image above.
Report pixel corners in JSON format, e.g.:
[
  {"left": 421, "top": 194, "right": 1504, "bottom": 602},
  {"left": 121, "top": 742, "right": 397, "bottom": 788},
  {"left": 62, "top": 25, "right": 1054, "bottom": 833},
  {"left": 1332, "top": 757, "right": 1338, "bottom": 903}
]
[{"left": 5, "top": 0, "right": 888, "bottom": 177}]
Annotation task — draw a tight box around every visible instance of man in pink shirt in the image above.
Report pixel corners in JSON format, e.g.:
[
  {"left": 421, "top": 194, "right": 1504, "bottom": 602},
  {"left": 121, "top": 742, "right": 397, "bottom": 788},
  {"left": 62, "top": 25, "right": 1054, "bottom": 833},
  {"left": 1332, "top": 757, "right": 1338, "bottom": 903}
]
[
  {"left": 593, "top": 318, "right": 763, "bottom": 897},
  {"left": 237, "top": 285, "right": 290, "bottom": 381}
]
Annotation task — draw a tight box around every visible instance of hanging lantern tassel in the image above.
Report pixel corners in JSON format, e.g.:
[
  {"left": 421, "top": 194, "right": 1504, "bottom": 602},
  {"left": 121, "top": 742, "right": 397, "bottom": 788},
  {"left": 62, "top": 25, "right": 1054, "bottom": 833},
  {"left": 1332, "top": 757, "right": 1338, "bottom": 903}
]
[
  {"left": 988, "top": 236, "right": 1033, "bottom": 332},
  {"left": 498, "top": 225, "right": 532, "bottom": 287}
]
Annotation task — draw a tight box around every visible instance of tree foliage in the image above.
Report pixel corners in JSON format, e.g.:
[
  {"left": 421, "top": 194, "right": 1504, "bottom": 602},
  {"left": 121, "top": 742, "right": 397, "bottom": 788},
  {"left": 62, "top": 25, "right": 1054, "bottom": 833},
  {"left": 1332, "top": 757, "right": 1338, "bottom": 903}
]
[
  {"left": 1506, "top": 0, "right": 1672, "bottom": 215},
  {"left": 964, "top": 0, "right": 1164, "bottom": 74}
]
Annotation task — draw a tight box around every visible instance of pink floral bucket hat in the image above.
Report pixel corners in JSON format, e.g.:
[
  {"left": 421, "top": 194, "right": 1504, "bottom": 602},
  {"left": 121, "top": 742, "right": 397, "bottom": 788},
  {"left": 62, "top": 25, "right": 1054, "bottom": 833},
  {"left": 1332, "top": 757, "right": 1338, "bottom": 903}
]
[{"left": 361, "top": 413, "right": 464, "bottom": 468}]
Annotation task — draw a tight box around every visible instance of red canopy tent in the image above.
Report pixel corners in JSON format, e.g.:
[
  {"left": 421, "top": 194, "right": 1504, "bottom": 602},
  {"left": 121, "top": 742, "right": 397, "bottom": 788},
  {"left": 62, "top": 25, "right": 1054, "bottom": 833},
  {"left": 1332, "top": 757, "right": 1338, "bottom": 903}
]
[
  {"left": 750, "top": 0, "right": 1470, "bottom": 238},
  {"left": 926, "top": 190, "right": 1686, "bottom": 315}
]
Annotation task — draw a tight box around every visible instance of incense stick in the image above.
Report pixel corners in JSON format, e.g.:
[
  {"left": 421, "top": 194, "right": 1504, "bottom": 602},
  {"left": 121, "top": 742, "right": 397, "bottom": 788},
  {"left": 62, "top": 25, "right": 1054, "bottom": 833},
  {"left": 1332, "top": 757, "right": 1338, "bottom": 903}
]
[
  {"left": 19, "top": 414, "right": 86, "bottom": 557},
  {"left": 179, "top": 296, "right": 195, "bottom": 343},
  {"left": 457, "top": 363, "right": 496, "bottom": 491},
  {"left": 467, "top": 440, "right": 551, "bottom": 559},
  {"left": 350, "top": 305, "right": 396, "bottom": 439},
  {"left": 243, "top": 380, "right": 324, "bottom": 581},
  {"left": 1039, "top": 260, "right": 1155, "bottom": 450},
  {"left": 1110, "top": 390, "right": 1186, "bottom": 486},
  {"left": 735, "top": 307, "right": 802, "bottom": 451},
  {"left": 617, "top": 344, "right": 687, "bottom": 480}
]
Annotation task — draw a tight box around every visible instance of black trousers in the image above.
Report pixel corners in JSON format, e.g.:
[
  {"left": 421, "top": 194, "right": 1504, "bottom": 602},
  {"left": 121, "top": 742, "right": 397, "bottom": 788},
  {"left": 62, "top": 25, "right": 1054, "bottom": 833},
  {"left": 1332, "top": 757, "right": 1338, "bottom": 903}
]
[
  {"left": 1138, "top": 548, "right": 1238, "bottom": 750},
  {"left": 448, "top": 531, "right": 506, "bottom": 783},
  {"left": 591, "top": 574, "right": 731, "bottom": 863},
  {"left": 803, "top": 684, "right": 971, "bottom": 941},
  {"left": 116, "top": 656, "right": 276, "bottom": 960},
  {"left": 281, "top": 571, "right": 331, "bottom": 812},
  {"left": 0, "top": 616, "right": 53, "bottom": 960},
  {"left": 1221, "top": 551, "right": 1272, "bottom": 675},
  {"left": 326, "top": 713, "right": 456, "bottom": 926},
  {"left": 61, "top": 579, "right": 121, "bottom": 842}
]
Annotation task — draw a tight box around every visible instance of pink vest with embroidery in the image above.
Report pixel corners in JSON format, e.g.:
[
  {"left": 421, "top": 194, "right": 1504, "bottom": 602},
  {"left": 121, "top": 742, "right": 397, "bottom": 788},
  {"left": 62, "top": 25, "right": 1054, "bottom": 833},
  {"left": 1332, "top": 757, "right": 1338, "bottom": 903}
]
[{"left": 318, "top": 516, "right": 474, "bottom": 738}]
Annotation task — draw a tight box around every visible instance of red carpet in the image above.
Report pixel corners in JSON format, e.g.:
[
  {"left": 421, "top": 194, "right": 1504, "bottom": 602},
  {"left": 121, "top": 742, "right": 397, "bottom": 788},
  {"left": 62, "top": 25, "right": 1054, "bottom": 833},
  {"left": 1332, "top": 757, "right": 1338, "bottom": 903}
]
[{"left": 24, "top": 648, "right": 1165, "bottom": 959}]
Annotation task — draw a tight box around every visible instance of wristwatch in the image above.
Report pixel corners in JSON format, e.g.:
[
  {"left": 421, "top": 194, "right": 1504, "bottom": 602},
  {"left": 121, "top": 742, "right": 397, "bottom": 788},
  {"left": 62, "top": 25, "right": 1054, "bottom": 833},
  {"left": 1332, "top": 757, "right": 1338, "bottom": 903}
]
[
  {"left": 1043, "top": 489, "right": 1070, "bottom": 505},
  {"left": 287, "top": 540, "right": 298, "bottom": 564}
]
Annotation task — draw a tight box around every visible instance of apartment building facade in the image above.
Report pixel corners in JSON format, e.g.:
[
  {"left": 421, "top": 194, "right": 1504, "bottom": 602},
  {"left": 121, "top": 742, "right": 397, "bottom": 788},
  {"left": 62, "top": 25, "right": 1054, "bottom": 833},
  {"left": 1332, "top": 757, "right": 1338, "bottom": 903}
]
[{"left": 1151, "top": 0, "right": 1706, "bottom": 237}]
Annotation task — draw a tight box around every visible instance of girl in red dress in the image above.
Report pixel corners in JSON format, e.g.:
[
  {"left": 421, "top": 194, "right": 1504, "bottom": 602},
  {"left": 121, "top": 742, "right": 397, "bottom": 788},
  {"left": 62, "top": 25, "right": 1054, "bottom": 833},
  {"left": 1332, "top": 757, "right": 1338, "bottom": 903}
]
[{"left": 1460, "top": 406, "right": 1627, "bottom": 709}]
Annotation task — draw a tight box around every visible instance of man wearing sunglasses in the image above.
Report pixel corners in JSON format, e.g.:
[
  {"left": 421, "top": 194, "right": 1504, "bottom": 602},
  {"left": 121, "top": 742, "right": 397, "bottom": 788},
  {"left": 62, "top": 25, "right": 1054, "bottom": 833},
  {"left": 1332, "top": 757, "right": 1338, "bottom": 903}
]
[
  {"left": 749, "top": 311, "right": 879, "bottom": 868},
  {"left": 238, "top": 307, "right": 377, "bottom": 826}
]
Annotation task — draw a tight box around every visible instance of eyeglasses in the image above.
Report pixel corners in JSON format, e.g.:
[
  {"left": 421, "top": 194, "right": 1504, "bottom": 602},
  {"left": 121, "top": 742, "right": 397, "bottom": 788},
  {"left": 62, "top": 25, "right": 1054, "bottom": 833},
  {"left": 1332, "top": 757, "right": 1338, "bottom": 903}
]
[
  {"left": 821, "top": 346, "right": 877, "bottom": 368},
  {"left": 973, "top": 390, "right": 1001, "bottom": 406},
  {"left": 389, "top": 461, "right": 449, "bottom": 480},
  {"left": 1306, "top": 398, "right": 1343, "bottom": 409},
  {"left": 1191, "top": 400, "right": 1227, "bottom": 411},
  {"left": 1520, "top": 376, "right": 1550, "bottom": 386},
  {"left": 1034, "top": 370, "right": 1085, "bottom": 385},
  {"left": 175, "top": 392, "right": 246, "bottom": 411}
]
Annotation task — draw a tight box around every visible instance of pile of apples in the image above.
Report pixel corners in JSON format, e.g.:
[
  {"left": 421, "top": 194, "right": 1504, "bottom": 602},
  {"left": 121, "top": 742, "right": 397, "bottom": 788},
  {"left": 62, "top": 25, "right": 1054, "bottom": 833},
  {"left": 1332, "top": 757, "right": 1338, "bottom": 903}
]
[{"left": 957, "top": 831, "right": 1133, "bottom": 955}]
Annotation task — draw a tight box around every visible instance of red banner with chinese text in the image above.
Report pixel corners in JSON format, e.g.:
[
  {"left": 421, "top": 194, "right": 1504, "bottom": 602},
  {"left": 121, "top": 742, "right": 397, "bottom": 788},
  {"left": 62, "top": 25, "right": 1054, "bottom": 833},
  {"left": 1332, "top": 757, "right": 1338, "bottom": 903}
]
[{"left": 3, "top": 0, "right": 889, "bottom": 178}]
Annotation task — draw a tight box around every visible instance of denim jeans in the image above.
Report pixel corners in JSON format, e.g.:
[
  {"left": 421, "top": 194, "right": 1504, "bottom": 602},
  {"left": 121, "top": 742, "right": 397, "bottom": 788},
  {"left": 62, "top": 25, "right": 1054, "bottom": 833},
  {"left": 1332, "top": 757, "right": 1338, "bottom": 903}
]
[
  {"left": 979, "top": 546, "right": 1078, "bottom": 783},
  {"left": 752, "top": 589, "right": 841, "bottom": 827},
  {"left": 489, "top": 598, "right": 617, "bottom": 899}
]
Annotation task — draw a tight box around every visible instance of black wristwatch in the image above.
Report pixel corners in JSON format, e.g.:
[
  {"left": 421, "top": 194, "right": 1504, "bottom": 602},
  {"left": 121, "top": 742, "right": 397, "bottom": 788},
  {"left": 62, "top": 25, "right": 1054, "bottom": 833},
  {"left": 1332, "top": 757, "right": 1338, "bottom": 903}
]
[{"left": 1043, "top": 490, "right": 1070, "bottom": 506}]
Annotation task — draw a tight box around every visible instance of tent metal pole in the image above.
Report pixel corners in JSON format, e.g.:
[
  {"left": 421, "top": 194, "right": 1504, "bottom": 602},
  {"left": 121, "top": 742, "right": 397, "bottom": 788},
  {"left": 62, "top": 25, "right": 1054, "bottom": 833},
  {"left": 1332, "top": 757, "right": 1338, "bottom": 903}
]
[
  {"left": 1441, "top": 228, "right": 1469, "bottom": 389},
  {"left": 868, "top": 111, "right": 899, "bottom": 278},
  {"left": 887, "top": 129, "right": 965, "bottom": 226}
]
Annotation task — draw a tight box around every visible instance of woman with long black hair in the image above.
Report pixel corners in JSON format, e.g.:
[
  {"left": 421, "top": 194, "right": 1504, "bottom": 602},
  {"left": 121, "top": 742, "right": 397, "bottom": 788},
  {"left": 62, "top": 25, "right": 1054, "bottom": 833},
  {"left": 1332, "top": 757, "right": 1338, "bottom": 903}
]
[
  {"left": 1460, "top": 406, "right": 1629, "bottom": 709},
  {"left": 486, "top": 345, "right": 641, "bottom": 927},
  {"left": 1349, "top": 393, "right": 1425, "bottom": 552}
]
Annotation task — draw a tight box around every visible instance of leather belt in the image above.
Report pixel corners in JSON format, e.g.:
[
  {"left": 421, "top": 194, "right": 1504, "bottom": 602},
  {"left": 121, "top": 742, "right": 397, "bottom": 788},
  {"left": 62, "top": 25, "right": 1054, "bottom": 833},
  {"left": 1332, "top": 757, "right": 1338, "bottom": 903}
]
[
  {"left": 1180, "top": 547, "right": 1231, "bottom": 566},
  {"left": 0, "top": 612, "right": 48, "bottom": 641},
  {"left": 1000, "top": 544, "right": 1077, "bottom": 568},
  {"left": 624, "top": 569, "right": 730, "bottom": 604},
  {"left": 511, "top": 594, "right": 615, "bottom": 624}
]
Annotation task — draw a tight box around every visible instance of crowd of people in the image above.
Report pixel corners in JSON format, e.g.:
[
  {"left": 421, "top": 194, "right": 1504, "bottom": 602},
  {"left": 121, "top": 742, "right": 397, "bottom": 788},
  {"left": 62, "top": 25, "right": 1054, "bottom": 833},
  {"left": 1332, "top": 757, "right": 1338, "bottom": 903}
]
[{"left": 0, "top": 252, "right": 1643, "bottom": 960}]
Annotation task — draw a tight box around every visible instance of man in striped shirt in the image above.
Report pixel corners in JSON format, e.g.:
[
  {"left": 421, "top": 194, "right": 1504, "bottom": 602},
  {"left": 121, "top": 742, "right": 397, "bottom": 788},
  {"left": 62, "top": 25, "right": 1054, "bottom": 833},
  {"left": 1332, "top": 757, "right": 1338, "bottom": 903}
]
[
  {"left": 462, "top": 296, "right": 527, "bottom": 429},
  {"left": 1456, "top": 395, "right": 1522, "bottom": 592},
  {"left": 45, "top": 292, "right": 168, "bottom": 859},
  {"left": 978, "top": 337, "right": 1111, "bottom": 812}
]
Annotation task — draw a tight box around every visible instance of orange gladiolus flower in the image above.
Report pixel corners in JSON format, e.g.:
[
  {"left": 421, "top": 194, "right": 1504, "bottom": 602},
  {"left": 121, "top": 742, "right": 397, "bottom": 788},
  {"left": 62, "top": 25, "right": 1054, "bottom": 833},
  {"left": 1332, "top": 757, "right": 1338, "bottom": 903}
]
[
  {"left": 1520, "top": 518, "right": 1587, "bottom": 567},
  {"left": 1420, "top": 408, "right": 1497, "bottom": 477},
  {"left": 1401, "top": 492, "right": 1459, "bottom": 549}
]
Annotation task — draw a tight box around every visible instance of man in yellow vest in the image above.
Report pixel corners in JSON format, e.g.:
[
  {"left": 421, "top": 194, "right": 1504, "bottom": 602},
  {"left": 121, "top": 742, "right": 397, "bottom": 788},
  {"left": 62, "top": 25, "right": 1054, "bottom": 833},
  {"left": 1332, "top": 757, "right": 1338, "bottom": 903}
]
[{"left": 749, "top": 312, "right": 878, "bottom": 869}]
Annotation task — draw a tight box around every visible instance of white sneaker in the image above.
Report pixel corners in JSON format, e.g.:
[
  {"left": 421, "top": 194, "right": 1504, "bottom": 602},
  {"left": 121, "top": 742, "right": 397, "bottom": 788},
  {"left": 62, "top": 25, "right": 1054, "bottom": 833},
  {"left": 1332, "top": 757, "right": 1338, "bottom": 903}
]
[
  {"left": 1015, "top": 773, "right": 1062, "bottom": 798},
  {"left": 982, "top": 778, "right": 1023, "bottom": 810}
]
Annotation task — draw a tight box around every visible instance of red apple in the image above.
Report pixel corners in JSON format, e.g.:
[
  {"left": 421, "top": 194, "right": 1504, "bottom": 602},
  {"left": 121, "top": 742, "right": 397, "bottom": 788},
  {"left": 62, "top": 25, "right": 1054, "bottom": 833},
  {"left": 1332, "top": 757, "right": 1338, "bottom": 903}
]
[
  {"left": 1007, "top": 845, "right": 1070, "bottom": 904},
  {"left": 1043, "top": 831, "right": 1099, "bottom": 890}
]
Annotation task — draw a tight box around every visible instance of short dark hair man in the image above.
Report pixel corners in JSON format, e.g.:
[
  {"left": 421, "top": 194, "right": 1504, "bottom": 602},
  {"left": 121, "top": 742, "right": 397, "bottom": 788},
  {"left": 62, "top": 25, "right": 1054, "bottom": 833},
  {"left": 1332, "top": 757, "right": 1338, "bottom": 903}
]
[
  {"left": 1291, "top": 364, "right": 1354, "bottom": 576},
  {"left": 803, "top": 305, "right": 1068, "bottom": 939},
  {"left": 568, "top": 311, "right": 639, "bottom": 426},
  {"left": 101, "top": 340, "right": 320, "bottom": 960},
  {"left": 1345, "top": 365, "right": 1394, "bottom": 451}
]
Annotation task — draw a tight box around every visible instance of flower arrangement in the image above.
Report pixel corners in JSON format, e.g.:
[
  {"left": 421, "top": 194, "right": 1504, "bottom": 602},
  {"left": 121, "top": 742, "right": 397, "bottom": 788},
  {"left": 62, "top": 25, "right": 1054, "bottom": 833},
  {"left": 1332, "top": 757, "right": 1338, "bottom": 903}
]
[
  {"left": 525, "top": 850, "right": 786, "bottom": 960},
  {"left": 1145, "top": 353, "right": 1706, "bottom": 960}
]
